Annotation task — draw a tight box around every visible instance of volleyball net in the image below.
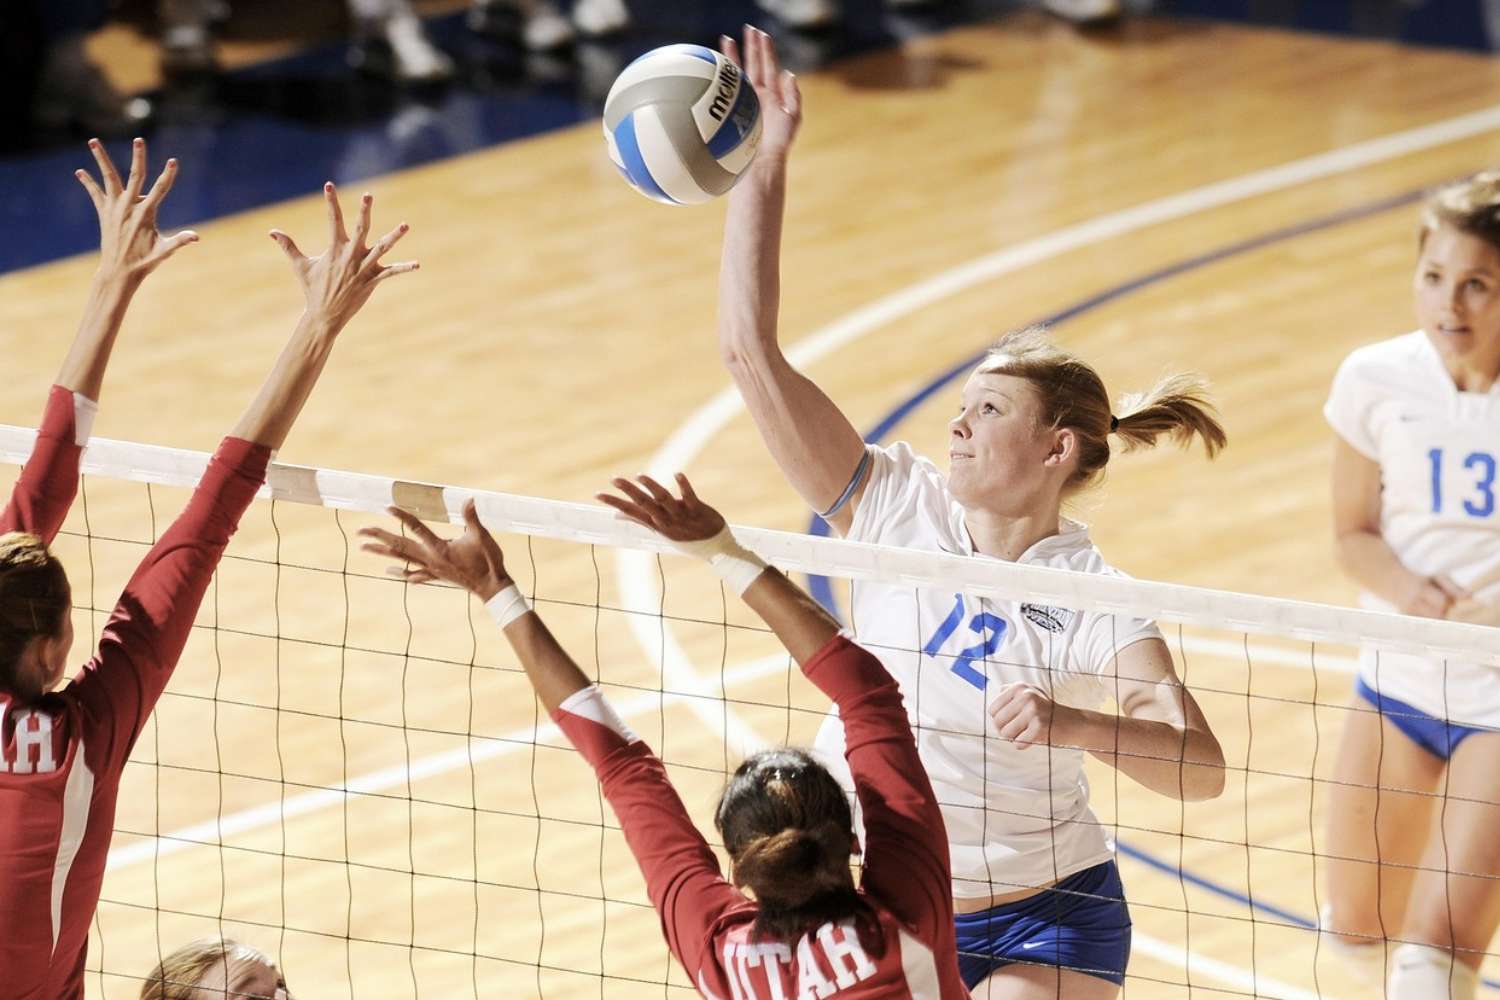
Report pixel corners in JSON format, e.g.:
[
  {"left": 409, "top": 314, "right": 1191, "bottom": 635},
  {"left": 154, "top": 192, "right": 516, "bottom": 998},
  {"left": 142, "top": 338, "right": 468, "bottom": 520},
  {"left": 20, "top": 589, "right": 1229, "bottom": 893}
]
[{"left": 8, "top": 426, "right": 1499, "bottom": 1000}]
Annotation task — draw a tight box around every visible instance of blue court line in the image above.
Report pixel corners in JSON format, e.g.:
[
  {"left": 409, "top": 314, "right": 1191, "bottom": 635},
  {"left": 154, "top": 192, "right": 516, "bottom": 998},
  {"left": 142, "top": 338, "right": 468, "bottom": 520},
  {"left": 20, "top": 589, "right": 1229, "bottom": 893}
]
[{"left": 799, "top": 184, "right": 1500, "bottom": 988}]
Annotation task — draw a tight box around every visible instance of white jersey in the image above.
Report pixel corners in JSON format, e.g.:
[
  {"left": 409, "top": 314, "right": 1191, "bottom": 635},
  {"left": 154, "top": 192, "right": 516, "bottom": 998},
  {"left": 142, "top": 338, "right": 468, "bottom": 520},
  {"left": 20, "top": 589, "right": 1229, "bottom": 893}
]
[
  {"left": 1324, "top": 331, "right": 1500, "bottom": 728},
  {"left": 814, "top": 442, "right": 1162, "bottom": 899}
]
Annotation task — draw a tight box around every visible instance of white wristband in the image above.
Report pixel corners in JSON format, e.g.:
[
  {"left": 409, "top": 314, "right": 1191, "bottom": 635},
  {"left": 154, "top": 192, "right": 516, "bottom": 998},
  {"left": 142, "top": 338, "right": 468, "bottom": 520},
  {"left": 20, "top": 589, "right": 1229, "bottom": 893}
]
[
  {"left": 675, "top": 526, "right": 767, "bottom": 596},
  {"left": 485, "top": 584, "right": 530, "bottom": 628}
]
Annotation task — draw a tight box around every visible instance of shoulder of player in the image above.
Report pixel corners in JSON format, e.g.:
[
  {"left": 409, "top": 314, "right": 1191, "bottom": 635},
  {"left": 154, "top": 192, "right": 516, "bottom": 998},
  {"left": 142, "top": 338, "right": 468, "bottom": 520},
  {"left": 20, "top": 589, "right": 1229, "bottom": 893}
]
[{"left": 1337, "top": 330, "right": 1431, "bottom": 383}]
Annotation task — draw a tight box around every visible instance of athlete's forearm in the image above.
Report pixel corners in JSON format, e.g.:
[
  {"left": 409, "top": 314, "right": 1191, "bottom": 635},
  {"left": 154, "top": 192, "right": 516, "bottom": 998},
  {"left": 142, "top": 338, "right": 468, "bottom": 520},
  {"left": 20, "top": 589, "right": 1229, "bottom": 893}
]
[
  {"left": 56, "top": 272, "right": 138, "bottom": 402},
  {"left": 1335, "top": 527, "right": 1425, "bottom": 607},
  {"left": 1061, "top": 709, "right": 1226, "bottom": 801},
  {"left": 738, "top": 566, "right": 841, "bottom": 666},
  {"left": 499, "top": 610, "right": 592, "bottom": 714},
  {"left": 719, "top": 155, "right": 788, "bottom": 367}
]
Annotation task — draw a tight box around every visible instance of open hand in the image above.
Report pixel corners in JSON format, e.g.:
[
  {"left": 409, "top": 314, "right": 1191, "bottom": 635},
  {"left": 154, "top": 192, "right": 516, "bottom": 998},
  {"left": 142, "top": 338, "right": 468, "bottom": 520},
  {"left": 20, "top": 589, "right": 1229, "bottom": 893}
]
[
  {"left": 596, "top": 473, "right": 728, "bottom": 543},
  {"left": 270, "top": 183, "right": 417, "bottom": 332},
  {"left": 75, "top": 137, "right": 198, "bottom": 285},
  {"left": 358, "top": 499, "right": 509, "bottom": 600},
  {"left": 721, "top": 26, "right": 801, "bottom": 166}
]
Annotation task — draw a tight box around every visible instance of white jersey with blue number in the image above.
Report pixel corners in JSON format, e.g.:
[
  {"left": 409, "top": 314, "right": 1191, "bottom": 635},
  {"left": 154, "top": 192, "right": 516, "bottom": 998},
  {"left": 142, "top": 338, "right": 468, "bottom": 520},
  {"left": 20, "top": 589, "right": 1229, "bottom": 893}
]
[
  {"left": 815, "top": 441, "right": 1162, "bottom": 899},
  {"left": 1325, "top": 331, "right": 1500, "bottom": 728}
]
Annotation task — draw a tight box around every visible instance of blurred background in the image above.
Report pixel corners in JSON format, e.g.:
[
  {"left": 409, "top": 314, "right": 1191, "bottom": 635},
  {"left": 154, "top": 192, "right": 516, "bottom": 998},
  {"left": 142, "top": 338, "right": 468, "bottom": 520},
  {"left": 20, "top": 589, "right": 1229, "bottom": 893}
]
[{"left": 3, "top": 0, "right": 1499, "bottom": 274}]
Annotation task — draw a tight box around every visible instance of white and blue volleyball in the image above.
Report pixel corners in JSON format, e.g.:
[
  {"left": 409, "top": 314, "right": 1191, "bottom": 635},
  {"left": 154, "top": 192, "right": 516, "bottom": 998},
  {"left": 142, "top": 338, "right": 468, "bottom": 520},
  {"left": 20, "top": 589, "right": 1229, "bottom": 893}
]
[{"left": 603, "top": 44, "right": 762, "bottom": 205}]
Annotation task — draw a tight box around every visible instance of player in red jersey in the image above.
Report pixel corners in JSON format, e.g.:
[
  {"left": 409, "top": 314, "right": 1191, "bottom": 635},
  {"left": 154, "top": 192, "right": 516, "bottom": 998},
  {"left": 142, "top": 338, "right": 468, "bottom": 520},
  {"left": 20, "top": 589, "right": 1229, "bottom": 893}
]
[
  {"left": 360, "top": 473, "right": 970, "bottom": 999},
  {"left": 0, "top": 138, "right": 418, "bottom": 999}
]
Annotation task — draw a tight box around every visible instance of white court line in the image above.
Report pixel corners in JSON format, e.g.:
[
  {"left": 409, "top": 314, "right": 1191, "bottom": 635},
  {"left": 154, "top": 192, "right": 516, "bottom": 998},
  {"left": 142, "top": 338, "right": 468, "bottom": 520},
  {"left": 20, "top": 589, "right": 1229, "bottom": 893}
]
[
  {"left": 618, "top": 102, "right": 1500, "bottom": 996},
  {"left": 1131, "top": 931, "right": 1335, "bottom": 1000},
  {"left": 105, "top": 651, "right": 793, "bottom": 872}
]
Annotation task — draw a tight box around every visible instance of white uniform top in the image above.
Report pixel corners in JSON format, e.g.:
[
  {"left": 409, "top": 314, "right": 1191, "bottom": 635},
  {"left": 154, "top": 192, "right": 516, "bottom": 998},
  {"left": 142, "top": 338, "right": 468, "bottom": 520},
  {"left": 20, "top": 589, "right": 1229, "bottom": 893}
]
[
  {"left": 813, "top": 442, "right": 1162, "bottom": 899},
  {"left": 1324, "top": 331, "right": 1500, "bottom": 728}
]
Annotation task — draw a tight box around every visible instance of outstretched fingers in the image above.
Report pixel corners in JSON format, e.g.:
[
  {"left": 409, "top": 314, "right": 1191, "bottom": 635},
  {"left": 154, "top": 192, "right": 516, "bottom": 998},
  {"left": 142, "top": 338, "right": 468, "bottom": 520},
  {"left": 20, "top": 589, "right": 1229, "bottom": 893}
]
[
  {"left": 720, "top": 33, "right": 741, "bottom": 67},
  {"left": 386, "top": 505, "right": 445, "bottom": 548},
  {"left": 363, "top": 221, "right": 411, "bottom": 272},
  {"left": 74, "top": 169, "right": 104, "bottom": 212},
  {"left": 268, "top": 229, "right": 306, "bottom": 263},
  {"left": 151, "top": 229, "right": 200, "bottom": 265},
  {"left": 88, "top": 138, "right": 124, "bottom": 196},
  {"left": 140, "top": 158, "right": 180, "bottom": 213},
  {"left": 353, "top": 193, "right": 373, "bottom": 248},
  {"left": 124, "top": 137, "right": 148, "bottom": 200},
  {"left": 778, "top": 69, "right": 801, "bottom": 117},
  {"left": 324, "top": 182, "right": 348, "bottom": 246}
]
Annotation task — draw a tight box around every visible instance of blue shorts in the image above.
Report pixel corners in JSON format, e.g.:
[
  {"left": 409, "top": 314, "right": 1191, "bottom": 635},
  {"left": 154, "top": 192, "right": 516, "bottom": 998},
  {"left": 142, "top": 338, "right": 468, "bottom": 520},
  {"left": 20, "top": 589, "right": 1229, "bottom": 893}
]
[
  {"left": 954, "top": 860, "right": 1131, "bottom": 989},
  {"left": 1355, "top": 677, "right": 1489, "bottom": 761}
]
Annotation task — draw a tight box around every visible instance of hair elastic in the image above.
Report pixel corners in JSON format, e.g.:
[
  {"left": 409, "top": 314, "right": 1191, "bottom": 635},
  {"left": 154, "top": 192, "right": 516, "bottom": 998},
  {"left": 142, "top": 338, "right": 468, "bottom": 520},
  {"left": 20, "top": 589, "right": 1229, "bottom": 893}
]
[{"left": 1109, "top": 415, "right": 1120, "bottom": 432}]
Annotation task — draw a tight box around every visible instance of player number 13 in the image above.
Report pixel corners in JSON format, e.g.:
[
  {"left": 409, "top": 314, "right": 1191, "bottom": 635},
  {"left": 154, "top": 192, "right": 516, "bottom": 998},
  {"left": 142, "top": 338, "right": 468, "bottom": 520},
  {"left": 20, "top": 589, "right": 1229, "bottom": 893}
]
[{"left": 1428, "top": 448, "right": 1497, "bottom": 518}]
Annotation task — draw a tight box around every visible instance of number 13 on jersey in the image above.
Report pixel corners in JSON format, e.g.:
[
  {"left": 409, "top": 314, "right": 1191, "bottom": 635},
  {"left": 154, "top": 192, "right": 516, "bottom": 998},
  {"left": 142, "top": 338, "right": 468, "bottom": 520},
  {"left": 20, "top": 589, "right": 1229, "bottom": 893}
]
[{"left": 1428, "top": 447, "right": 1497, "bottom": 517}]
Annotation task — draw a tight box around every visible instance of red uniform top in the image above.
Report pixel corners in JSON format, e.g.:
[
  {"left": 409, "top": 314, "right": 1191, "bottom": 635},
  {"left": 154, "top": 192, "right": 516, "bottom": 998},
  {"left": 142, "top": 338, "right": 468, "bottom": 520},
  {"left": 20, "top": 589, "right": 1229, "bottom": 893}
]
[
  {"left": 0, "top": 387, "right": 270, "bottom": 999},
  {"left": 552, "top": 635, "right": 968, "bottom": 1000}
]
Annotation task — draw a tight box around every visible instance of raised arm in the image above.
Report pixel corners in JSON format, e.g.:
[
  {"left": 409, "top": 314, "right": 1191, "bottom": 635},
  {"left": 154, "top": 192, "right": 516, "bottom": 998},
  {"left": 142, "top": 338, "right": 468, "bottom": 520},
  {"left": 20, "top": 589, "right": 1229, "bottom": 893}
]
[
  {"left": 599, "top": 475, "right": 954, "bottom": 936},
  {"left": 62, "top": 138, "right": 199, "bottom": 401},
  {"left": 3, "top": 139, "right": 197, "bottom": 542},
  {"left": 72, "top": 185, "right": 417, "bottom": 770},
  {"left": 358, "top": 499, "right": 746, "bottom": 979},
  {"left": 718, "top": 28, "right": 867, "bottom": 534}
]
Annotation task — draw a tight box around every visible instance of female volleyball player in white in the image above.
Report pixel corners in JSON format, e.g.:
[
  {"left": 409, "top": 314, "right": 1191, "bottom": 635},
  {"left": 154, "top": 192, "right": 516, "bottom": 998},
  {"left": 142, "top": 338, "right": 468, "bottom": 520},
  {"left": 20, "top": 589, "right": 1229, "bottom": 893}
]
[
  {"left": 715, "top": 26, "right": 1227, "bottom": 999},
  {"left": 0, "top": 139, "right": 416, "bottom": 998},
  {"left": 1321, "top": 172, "right": 1500, "bottom": 1000},
  {"left": 360, "top": 474, "right": 970, "bottom": 999}
]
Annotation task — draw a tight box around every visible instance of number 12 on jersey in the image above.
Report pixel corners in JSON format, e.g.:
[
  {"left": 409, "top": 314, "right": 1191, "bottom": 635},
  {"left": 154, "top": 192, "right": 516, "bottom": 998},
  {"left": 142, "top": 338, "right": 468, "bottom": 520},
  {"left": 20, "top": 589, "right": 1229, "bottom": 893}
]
[
  {"left": 1428, "top": 448, "right": 1497, "bottom": 518},
  {"left": 922, "top": 594, "right": 1008, "bottom": 691}
]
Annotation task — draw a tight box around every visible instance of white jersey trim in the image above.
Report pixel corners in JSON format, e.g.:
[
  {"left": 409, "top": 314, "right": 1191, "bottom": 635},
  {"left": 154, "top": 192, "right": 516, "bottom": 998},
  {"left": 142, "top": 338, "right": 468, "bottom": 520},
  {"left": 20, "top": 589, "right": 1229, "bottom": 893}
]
[
  {"left": 896, "top": 927, "right": 942, "bottom": 999},
  {"left": 50, "top": 741, "right": 94, "bottom": 957},
  {"left": 558, "top": 685, "right": 640, "bottom": 744}
]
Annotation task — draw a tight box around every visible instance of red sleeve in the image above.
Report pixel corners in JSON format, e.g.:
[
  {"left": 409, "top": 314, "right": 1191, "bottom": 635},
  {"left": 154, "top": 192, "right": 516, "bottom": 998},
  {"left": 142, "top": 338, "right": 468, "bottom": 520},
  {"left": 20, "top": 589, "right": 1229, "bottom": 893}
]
[
  {"left": 0, "top": 387, "right": 90, "bottom": 543},
  {"left": 552, "top": 688, "right": 747, "bottom": 980},
  {"left": 801, "top": 636, "right": 953, "bottom": 942},
  {"left": 70, "top": 437, "right": 269, "bottom": 775}
]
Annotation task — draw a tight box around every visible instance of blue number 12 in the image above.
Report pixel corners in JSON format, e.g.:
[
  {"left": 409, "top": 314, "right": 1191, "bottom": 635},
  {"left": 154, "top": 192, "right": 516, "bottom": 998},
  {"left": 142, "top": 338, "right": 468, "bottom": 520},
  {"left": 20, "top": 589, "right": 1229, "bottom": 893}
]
[{"left": 923, "top": 594, "right": 1008, "bottom": 691}]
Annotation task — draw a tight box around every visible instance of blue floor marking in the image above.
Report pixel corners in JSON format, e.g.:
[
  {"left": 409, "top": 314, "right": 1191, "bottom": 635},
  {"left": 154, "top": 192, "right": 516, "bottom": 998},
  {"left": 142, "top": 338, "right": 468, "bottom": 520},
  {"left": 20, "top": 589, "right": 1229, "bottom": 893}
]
[{"left": 794, "top": 183, "right": 1500, "bottom": 986}]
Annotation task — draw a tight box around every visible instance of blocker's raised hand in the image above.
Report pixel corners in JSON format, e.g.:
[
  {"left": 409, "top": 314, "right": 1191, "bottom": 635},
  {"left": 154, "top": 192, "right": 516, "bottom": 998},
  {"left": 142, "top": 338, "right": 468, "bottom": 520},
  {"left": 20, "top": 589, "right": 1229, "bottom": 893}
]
[
  {"left": 269, "top": 183, "right": 418, "bottom": 332},
  {"left": 597, "top": 473, "right": 729, "bottom": 544},
  {"left": 359, "top": 500, "right": 511, "bottom": 600},
  {"left": 74, "top": 137, "right": 199, "bottom": 285}
]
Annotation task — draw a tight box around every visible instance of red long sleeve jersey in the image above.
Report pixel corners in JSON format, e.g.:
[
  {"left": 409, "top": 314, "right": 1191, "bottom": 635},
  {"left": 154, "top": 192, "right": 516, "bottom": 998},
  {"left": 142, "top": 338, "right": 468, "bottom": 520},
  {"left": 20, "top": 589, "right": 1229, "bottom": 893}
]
[
  {"left": 0, "top": 387, "right": 269, "bottom": 998},
  {"left": 552, "top": 635, "right": 969, "bottom": 1000}
]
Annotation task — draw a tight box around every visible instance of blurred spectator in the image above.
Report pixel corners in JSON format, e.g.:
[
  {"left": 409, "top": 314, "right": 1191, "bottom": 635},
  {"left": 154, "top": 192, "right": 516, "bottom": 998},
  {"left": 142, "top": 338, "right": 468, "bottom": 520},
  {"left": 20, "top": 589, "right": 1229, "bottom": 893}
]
[
  {"left": 159, "top": 0, "right": 455, "bottom": 82},
  {"left": 468, "top": 0, "right": 631, "bottom": 52},
  {"left": 754, "top": 0, "right": 1124, "bottom": 30},
  {"left": 0, "top": 0, "right": 153, "bottom": 140}
]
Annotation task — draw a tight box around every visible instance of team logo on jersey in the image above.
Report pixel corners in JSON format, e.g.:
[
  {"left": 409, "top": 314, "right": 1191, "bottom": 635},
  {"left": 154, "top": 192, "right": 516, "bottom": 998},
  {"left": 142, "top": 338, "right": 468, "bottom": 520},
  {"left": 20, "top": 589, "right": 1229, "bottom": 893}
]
[{"left": 1021, "top": 603, "right": 1073, "bottom": 634}]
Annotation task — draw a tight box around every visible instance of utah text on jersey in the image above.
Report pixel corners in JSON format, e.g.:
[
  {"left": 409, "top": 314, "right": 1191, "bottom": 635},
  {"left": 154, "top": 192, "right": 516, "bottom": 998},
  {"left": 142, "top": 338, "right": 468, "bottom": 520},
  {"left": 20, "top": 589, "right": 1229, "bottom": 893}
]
[
  {"left": 709, "top": 919, "right": 879, "bottom": 1000},
  {"left": 1, "top": 704, "right": 60, "bottom": 774}
]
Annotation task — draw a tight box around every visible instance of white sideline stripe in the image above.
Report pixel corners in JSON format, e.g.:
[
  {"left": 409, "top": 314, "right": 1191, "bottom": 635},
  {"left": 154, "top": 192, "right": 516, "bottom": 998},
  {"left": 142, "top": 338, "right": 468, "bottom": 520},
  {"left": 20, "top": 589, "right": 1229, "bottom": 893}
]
[
  {"left": 622, "top": 102, "right": 1499, "bottom": 1000},
  {"left": 105, "top": 651, "right": 793, "bottom": 872},
  {"left": 3, "top": 426, "right": 1491, "bottom": 665},
  {"left": 1131, "top": 931, "right": 1334, "bottom": 1000}
]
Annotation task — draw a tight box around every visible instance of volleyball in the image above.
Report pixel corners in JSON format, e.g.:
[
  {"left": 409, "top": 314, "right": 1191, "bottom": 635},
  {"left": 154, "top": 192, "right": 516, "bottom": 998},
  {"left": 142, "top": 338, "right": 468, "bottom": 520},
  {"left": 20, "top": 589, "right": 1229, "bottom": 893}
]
[{"left": 603, "top": 44, "right": 762, "bottom": 205}]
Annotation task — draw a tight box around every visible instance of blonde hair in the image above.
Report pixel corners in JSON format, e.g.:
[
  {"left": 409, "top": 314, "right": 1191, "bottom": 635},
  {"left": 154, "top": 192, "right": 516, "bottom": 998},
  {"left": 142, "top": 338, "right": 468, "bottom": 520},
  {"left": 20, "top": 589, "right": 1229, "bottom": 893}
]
[
  {"left": 977, "top": 327, "right": 1226, "bottom": 493},
  {"left": 139, "top": 938, "right": 252, "bottom": 1000},
  {"left": 1420, "top": 170, "right": 1500, "bottom": 253},
  {"left": 0, "top": 531, "right": 68, "bottom": 693}
]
